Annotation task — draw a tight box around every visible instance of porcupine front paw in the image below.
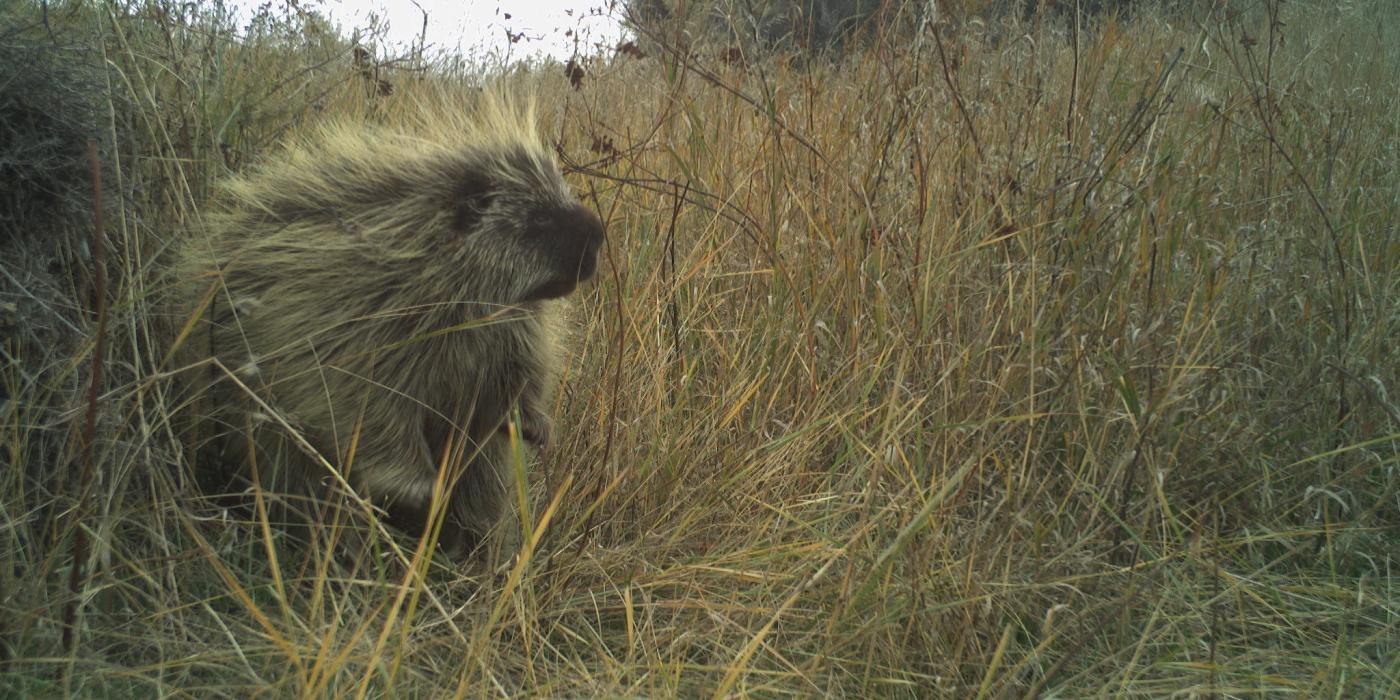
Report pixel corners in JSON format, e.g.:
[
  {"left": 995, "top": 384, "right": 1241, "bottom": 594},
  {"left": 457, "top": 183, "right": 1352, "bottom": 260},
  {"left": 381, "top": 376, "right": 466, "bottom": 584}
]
[{"left": 516, "top": 407, "right": 553, "bottom": 448}]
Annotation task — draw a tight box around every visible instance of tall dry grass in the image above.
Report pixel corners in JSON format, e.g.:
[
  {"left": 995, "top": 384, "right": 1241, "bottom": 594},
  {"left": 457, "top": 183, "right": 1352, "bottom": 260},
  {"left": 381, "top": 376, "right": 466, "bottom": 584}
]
[{"left": 2, "top": 0, "right": 1397, "bottom": 696}]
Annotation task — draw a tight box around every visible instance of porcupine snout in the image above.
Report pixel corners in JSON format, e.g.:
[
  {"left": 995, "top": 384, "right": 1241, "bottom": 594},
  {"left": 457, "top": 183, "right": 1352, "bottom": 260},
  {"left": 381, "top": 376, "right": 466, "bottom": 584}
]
[{"left": 524, "top": 201, "right": 604, "bottom": 300}]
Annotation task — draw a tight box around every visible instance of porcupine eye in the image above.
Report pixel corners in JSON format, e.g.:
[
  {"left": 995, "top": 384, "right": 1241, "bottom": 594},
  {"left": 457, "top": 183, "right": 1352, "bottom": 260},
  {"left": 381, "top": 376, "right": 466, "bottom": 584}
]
[{"left": 450, "top": 171, "right": 496, "bottom": 234}]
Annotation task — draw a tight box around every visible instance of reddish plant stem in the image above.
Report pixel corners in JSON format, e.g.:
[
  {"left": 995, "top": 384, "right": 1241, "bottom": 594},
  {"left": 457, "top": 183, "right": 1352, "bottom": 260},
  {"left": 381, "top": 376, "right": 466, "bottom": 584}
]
[{"left": 62, "top": 139, "right": 107, "bottom": 658}]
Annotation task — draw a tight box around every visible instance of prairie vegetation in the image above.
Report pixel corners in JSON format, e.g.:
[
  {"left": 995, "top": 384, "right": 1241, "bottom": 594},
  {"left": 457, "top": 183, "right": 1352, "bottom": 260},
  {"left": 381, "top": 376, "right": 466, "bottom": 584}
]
[{"left": 2, "top": 0, "right": 1397, "bottom": 696}]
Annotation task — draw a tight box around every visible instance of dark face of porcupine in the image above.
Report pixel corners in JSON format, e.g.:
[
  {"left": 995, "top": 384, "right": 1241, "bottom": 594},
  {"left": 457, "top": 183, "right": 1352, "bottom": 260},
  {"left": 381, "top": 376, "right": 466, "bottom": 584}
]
[{"left": 446, "top": 144, "right": 605, "bottom": 304}]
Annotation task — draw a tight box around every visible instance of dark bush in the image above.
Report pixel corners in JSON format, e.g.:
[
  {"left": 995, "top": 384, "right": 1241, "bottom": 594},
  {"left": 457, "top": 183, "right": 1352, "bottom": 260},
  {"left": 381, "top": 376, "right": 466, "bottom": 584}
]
[
  {"left": 626, "top": 0, "right": 1182, "bottom": 58},
  {"left": 626, "top": 0, "right": 906, "bottom": 56},
  {"left": 0, "top": 31, "right": 108, "bottom": 242}
]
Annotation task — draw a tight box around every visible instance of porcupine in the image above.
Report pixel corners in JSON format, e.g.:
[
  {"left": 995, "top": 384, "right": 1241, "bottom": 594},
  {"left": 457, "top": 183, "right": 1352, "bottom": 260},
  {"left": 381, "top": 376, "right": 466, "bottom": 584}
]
[{"left": 173, "top": 93, "right": 604, "bottom": 558}]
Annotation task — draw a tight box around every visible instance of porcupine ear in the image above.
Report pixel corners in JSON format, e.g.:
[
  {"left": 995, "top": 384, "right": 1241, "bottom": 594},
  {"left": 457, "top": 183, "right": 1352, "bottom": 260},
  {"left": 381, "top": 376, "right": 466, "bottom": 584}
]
[{"left": 450, "top": 168, "right": 496, "bottom": 233}]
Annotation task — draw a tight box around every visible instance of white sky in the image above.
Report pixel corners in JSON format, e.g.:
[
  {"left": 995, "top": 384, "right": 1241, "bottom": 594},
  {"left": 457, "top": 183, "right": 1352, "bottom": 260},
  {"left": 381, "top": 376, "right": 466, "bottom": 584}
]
[{"left": 311, "top": 0, "right": 629, "bottom": 61}]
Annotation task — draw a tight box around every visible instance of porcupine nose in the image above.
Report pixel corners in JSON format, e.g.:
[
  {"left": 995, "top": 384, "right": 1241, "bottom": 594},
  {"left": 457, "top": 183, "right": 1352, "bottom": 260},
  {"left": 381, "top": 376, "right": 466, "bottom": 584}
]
[
  {"left": 543, "top": 205, "right": 603, "bottom": 276},
  {"left": 569, "top": 203, "right": 604, "bottom": 282},
  {"left": 522, "top": 202, "right": 605, "bottom": 301}
]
